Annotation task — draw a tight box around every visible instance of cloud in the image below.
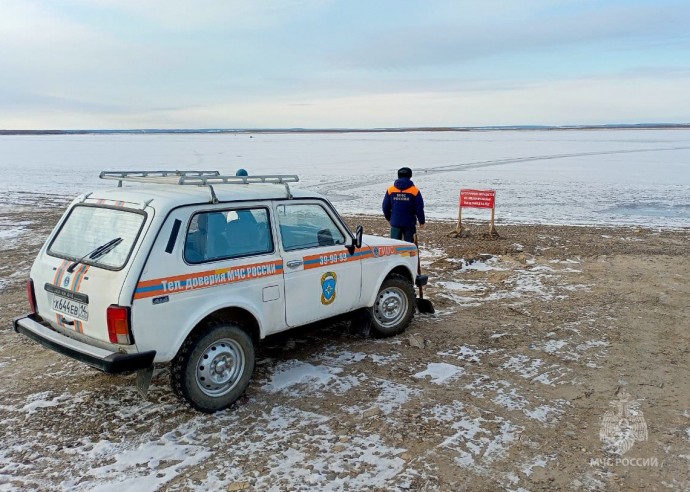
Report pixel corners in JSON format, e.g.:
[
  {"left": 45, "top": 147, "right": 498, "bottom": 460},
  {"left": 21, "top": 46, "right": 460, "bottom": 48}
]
[
  {"left": 6, "top": 72, "right": 681, "bottom": 129},
  {"left": 0, "top": 1, "right": 93, "bottom": 45},
  {"left": 213, "top": 76, "right": 690, "bottom": 127},
  {"left": 1, "top": 0, "right": 688, "bottom": 128},
  {"left": 335, "top": 1, "right": 690, "bottom": 69},
  {"left": 0, "top": 1, "right": 166, "bottom": 84}
]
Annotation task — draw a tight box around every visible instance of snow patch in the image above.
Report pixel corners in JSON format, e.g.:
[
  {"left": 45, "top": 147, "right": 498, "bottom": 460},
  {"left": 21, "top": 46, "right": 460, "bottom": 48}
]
[
  {"left": 262, "top": 360, "right": 361, "bottom": 396},
  {"left": 438, "top": 345, "right": 502, "bottom": 364},
  {"left": 413, "top": 363, "right": 464, "bottom": 385}
]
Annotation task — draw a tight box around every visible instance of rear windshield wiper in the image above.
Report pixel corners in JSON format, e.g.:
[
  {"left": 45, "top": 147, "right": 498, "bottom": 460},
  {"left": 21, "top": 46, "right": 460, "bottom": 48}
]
[{"left": 67, "top": 237, "right": 123, "bottom": 273}]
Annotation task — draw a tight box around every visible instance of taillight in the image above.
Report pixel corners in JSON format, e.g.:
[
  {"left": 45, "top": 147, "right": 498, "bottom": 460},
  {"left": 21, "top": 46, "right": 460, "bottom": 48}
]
[
  {"left": 106, "top": 305, "right": 132, "bottom": 345},
  {"left": 27, "top": 279, "right": 37, "bottom": 314}
]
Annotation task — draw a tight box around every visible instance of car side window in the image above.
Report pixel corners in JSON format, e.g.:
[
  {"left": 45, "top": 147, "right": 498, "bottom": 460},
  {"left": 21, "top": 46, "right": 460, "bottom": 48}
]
[
  {"left": 184, "top": 208, "right": 273, "bottom": 263},
  {"left": 276, "top": 203, "right": 346, "bottom": 251}
]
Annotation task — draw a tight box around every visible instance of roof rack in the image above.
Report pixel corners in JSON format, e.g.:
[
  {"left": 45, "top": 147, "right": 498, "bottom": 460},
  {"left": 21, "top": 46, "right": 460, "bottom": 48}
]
[
  {"left": 100, "top": 170, "right": 221, "bottom": 187},
  {"left": 99, "top": 170, "right": 300, "bottom": 202}
]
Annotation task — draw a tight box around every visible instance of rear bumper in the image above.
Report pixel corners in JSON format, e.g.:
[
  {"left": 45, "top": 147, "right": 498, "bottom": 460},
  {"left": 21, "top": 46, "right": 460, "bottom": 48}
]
[{"left": 14, "top": 313, "right": 155, "bottom": 374}]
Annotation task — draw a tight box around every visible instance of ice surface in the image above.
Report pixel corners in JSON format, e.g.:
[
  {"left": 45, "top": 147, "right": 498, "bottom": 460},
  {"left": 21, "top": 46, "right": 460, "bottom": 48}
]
[{"left": 1, "top": 130, "right": 689, "bottom": 227}]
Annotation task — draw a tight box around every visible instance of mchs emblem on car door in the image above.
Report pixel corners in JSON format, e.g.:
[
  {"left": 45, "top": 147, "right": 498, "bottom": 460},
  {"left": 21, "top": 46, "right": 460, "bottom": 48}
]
[{"left": 321, "top": 271, "right": 337, "bottom": 305}]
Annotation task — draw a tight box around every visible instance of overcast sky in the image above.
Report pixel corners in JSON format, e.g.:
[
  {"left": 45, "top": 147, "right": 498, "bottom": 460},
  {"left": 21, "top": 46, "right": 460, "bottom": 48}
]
[{"left": 1, "top": 0, "right": 689, "bottom": 129}]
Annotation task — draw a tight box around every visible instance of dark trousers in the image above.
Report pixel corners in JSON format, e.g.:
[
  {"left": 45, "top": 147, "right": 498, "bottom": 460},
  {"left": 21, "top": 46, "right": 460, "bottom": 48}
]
[{"left": 391, "top": 225, "right": 416, "bottom": 243}]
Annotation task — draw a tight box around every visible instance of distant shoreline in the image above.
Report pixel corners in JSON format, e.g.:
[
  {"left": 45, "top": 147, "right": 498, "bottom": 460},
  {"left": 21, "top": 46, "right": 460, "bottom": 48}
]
[{"left": 1, "top": 123, "right": 689, "bottom": 136}]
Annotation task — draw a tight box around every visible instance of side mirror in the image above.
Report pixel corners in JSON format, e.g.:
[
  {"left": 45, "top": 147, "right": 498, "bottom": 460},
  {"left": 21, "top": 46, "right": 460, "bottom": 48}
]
[
  {"left": 355, "top": 225, "right": 363, "bottom": 248},
  {"left": 346, "top": 225, "right": 364, "bottom": 255}
]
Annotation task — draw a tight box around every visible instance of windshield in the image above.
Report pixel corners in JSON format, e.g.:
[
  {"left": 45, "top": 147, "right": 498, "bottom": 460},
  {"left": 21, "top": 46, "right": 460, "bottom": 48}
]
[{"left": 48, "top": 205, "right": 145, "bottom": 270}]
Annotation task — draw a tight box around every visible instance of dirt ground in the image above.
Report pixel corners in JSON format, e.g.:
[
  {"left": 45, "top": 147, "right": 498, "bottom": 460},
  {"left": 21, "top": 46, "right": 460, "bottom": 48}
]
[{"left": 1, "top": 204, "right": 689, "bottom": 491}]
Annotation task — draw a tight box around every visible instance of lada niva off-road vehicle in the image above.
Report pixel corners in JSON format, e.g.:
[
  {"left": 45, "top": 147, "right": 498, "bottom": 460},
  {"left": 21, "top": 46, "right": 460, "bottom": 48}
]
[{"left": 14, "top": 171, "right": 427, "bottom": 412}]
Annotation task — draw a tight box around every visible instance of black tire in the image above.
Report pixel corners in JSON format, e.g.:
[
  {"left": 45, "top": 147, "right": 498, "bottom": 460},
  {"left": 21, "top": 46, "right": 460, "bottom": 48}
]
[
  {"left": 171, "top": 321, "right": 255, "bottom": 413},
  {"left": 369, "top": 273, "right": 415, "bottom": 338}
]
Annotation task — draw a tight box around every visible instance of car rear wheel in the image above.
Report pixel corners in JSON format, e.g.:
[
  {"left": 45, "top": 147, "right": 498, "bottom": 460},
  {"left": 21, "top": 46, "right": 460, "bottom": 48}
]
[
  {"left": 171, "top": 321, "right": 255, "bottom": 413},
  {"left": 369, "top": 273, "right": 415, "bottom": 337}
]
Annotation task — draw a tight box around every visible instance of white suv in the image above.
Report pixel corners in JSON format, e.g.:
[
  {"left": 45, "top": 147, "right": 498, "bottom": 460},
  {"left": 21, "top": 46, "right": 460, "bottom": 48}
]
[{"left": 14, "top": 171, "right": 427, "bottom": 412}]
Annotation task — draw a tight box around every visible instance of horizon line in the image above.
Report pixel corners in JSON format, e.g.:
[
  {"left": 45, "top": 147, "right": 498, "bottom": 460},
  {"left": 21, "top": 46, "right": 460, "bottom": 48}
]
[{"left": 1, "top": 122, "right": 689, "bottom": 135}]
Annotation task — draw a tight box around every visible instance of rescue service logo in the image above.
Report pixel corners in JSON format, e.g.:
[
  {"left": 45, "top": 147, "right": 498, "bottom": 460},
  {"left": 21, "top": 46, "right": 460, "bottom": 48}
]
[
  {"left": 320, "top": 271, "right": 337, "bottom": 305},
  {"left": 600, "top": 391, "right": 648, "bottom": 454},
  {"left": 590, "top": 391, "right": 657, "bottom": 468},
  {"left": 373, "top": 246, "right": 396, "bottom": 257}
]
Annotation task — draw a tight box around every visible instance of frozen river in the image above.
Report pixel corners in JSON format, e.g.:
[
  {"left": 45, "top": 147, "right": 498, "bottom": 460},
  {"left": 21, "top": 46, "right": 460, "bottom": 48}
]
[{"left": 1, "top": 129, "right": 689, "bottom": 228}]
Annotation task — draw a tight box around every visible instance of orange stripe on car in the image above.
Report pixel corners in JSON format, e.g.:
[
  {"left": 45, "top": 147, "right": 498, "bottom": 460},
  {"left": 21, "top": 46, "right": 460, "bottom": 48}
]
[
  {"left": 75, "top": 265, "right": 90, "bottom": 292},
  {"left": 69, "top": 265, "right": 88, "bottom": 333},
  {"left": 134, "top": 259, "right": 284, "bottom": 299},
  {"left": 53, "top": 260, "right": 68, "bottom": 284}
]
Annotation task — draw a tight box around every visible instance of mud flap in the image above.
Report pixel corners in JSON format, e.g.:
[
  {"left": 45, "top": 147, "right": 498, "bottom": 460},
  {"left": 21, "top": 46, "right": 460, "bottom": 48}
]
[{"left": 135, "top": 365, "right": 154, "bottom": 398}]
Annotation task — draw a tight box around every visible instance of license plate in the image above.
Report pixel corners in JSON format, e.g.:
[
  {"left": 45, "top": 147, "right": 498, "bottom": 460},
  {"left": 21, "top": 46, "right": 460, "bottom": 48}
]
[{"left": 51, "top": 295, "right": 89, "bottom": 321}]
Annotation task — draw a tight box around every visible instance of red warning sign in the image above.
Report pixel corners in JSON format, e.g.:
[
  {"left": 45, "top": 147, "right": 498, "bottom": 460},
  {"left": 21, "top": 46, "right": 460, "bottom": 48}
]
[{"left": 460, "top": 189, "right": 496, "bottom": 209}]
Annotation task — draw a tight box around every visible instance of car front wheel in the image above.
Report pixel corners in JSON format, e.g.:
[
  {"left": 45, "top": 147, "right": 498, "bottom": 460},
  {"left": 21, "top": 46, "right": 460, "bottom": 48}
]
[
  {"left": 171, "top": 321, "right": 255, "bottom": 413},
  {"left": 369, "top": 273, "right": 415, "bottom": 337}
]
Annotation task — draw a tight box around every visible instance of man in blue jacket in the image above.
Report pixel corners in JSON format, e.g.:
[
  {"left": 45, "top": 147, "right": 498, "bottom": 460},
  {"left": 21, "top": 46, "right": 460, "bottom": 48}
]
[{"left": 382, "top": 167, "right": 425, "bottom": 242}]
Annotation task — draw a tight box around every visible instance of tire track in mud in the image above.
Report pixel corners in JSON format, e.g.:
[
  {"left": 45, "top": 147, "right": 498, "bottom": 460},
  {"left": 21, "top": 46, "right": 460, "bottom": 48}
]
[{"left": 304, "top": 146, "right": 690, "bottom": 197}]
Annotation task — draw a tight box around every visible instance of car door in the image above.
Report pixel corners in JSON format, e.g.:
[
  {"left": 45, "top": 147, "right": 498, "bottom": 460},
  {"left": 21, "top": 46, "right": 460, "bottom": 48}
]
[
  {"left": 275, "top": 200, "right": 362, "bottom": 327},
  {"left": 131, "top": 204, "right": 286, "bottom": 359}
]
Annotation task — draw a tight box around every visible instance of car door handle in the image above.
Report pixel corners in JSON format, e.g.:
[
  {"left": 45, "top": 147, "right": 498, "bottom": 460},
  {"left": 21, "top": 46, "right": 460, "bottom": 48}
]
[{"left": 286, "top": 260, "right": 303, "bottom": 269}]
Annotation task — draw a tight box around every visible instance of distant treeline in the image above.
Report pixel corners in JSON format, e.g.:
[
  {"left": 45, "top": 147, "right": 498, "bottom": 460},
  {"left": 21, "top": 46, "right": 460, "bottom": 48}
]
[{"left": 1, "top": 124, "right": 689, "bottom": 135}]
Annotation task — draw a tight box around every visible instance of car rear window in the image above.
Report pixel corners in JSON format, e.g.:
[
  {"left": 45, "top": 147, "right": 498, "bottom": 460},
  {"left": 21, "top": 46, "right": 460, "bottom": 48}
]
[{"left": 48, "top": 205, "right": 146, "bottom": 270}]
